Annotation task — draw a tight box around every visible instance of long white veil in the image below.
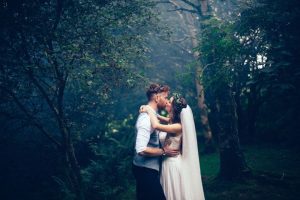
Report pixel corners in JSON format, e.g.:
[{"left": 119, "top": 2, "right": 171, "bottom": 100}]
[{"left": 181, "top": 105, "right": 205, "bottom": 200}]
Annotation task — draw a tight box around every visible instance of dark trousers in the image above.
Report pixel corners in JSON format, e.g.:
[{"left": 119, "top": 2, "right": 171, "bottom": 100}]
[{"left": 132, "top": 164, "right": 166, "bottom": 200}]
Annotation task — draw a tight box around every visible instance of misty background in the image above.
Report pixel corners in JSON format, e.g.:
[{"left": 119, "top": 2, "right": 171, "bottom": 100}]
[{"left": 1, "top": 0, "right": 300, "bottom": 200}]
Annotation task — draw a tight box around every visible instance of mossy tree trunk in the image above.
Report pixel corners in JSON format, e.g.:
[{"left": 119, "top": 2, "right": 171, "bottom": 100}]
[
  {"left": 169, "top": 0, "right": 213, "bottom": 145},
  {"left": 215, "top": 84, "right": 250, "bottom": 179}
]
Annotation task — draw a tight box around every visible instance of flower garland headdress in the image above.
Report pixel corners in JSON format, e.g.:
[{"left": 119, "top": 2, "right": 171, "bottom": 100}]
[{"left": 172, "top": 92, "right": 187, "bottom": 112}]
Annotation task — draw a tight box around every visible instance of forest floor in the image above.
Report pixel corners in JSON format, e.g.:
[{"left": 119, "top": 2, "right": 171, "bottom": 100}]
[{"left": 201, "top": 144, "right": 300, "bottom": 200}]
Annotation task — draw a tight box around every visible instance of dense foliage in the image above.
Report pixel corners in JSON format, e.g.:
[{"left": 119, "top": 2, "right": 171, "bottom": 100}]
[
  {"left": 0, "top": 0, "right": 299, "bottom": 199},
  {"left": 199, "top": 0, "right": 300, "bottom": 145},
  {"left": 0, "top": 0, "right": 158, "bottom": 199}
]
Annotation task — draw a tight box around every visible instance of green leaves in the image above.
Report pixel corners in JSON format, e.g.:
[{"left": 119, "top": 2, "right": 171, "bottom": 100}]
[
  {"left": 199, "top": 17, "right": 240, "bottom": 95},
  {"left": 0, "top": 0, "right": 158, "bottom": 199},
  {"left": 200, "top": 0, "right": 300, "bottom": 146}
]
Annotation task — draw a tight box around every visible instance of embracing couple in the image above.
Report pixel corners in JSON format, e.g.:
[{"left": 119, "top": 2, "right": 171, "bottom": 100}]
[{"left": 132, "top": 83, "right": 205, "bottom": 200}]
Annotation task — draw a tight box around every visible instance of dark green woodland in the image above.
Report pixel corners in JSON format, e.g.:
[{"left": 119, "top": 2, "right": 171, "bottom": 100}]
[{"left": 1, "top": 0, "right": 299, "bottom": 199}]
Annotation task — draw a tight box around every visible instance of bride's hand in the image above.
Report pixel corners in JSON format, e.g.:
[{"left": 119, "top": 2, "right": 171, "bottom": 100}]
[{"left": 139, "top": 105, "right": 148, "bottom": 113}]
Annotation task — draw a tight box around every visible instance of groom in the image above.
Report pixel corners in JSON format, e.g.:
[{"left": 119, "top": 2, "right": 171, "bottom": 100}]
[{"left": 133, "top": 83, "right": 178, "bottom": 200}]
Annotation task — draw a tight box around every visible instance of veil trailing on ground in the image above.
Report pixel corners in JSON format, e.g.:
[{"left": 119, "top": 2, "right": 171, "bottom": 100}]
[{"left": 181, "top": 105, "right": 205, "bottom": 200}]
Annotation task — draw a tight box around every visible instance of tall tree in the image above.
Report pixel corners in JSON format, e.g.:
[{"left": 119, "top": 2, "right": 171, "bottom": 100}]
[
  {"left": 166, "top": 0, "right": 213, "bottom": 147},
  {"left": 165, "top": 1, "right": 250, "bottom": 177},
  {"left": 197, "top": 2, "right": 251, "bottom": 178}
]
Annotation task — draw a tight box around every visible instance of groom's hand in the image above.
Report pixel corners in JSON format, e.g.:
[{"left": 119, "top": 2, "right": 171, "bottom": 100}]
[{"left": 163, "top": 145, "right": 180, "bottom": 157}]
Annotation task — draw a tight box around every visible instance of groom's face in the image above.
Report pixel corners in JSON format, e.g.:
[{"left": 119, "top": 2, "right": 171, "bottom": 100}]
[{"left": 156, "top": 91, "right": 169, "bottom": 110}]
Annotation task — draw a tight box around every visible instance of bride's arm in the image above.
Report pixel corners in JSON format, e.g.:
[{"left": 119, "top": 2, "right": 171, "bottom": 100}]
[
  {"left": 144, "top": 106, "right": 181, "bottom": 134},
  {"left": 139, "top": 105, "right": 170, "bottom": 123},
  {"left": 157, "top": 114, "right": 170, "bottom": 123}
]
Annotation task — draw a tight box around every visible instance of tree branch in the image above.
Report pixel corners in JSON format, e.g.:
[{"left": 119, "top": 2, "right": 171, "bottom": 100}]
[
  {"left": 168, "top": 0, "right": 202, "bottom": 16},
  {"left": 20, "top": 32, "right": 62, "bottom": 121},
  {"left": 155, "top": 0, "right": 172, "bottom": 3},
  {"left": 1, "top": 86, "right": 62, "bottom": 148},
  {"left": 199, "top": 62, "right": 216, "bottom": 77},
  {"left": 178, "top": 0, "right": 199, "bottom": 11},
  {"left": 20, "top": 33, "right": 70, "bottom": 146},
  {"left": 52, "top": 0, "right": 64, "bottom": 33},
  {"left": 167, "top": 7, "right": 198, "bottom": 13},
  {"left": 171, "top": 35, "right": 191, "bottom": 43}
]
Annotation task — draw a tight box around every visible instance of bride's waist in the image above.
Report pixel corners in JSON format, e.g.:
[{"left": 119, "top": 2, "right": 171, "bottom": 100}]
[{"left": 163, "top": 154, "right": 182, "bottom": 161}]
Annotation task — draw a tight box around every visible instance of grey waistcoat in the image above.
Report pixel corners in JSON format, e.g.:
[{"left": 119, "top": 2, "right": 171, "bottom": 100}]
[{"left": 133, "top": 113, "right": 160, "bottom": 171}]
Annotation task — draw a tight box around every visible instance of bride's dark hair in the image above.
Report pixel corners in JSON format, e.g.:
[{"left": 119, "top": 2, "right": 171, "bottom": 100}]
[{"left": 171, "top": 93, "right": 187, "bottom": 123}]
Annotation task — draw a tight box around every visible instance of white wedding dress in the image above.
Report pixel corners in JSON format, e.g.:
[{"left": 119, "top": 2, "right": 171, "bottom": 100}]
[
  {"left": 160, "top": 132, "right": 183, "bottom": 200},
  {"left": 159, "top": 105, "right": 205, "bottom": 200}
]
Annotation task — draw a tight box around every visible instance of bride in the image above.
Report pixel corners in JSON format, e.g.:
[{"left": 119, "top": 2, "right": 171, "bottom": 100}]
[{"left": 140, "top": 93, "right": 205, "bottom": 200}]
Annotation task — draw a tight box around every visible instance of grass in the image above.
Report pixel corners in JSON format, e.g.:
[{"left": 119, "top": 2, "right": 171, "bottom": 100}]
[
  {"left": 125, "top": 144, "right": 300, "bottom": 199},
  {"left": 200, "top": 144, "right": 300, "bottom": 200}
]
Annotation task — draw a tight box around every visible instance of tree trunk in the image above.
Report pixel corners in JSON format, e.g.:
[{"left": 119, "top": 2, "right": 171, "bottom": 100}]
[
  {"left": 216, "top": 85, "right": 250, "bottom": 179},
  {"left": 65, "top": 144, "right": 85, "bottom": 200},
  {"left": 60, "top": 123, "right": 85, "bottom": 200},
  {"left": 169, "top": 0, "right": 213, "bottom": 150},
  {"left": 246, "top": 85, "right": 259, "bottom": 141},
  {"left": 182, "top": 0, "right": 213, "bottom": 143}
]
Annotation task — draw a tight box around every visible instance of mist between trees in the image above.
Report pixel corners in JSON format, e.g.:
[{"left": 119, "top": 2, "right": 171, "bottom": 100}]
[{"left": 0, "top": 0, "right": 299, "bottom": 199}]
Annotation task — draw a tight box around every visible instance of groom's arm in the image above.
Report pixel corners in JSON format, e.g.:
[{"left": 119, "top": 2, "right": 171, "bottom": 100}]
[
  {"left": 135, "top": 114, "right": 179, "bottom": 157},
  {"left": 141, "top": 146, "right": 179, "bottom": 157},
  {"left": 135, "top": 114, "right": 165, "bottom": 157},
  {"left": 135, "top": 114, "right": 161, "bottom": 156},
  {"left": 139, "top": 147, "right": 165, "bottom": 157}
]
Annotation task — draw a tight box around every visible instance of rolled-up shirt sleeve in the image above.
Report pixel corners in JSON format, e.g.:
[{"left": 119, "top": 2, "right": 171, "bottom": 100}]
[{"left": 135, "top": 114, "right": 151, "bottom": 154}]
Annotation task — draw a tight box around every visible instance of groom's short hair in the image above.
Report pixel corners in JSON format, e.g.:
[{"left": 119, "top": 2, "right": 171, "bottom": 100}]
[{"left": 146, "top": 83, "right": 170, "bottom": 101}]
